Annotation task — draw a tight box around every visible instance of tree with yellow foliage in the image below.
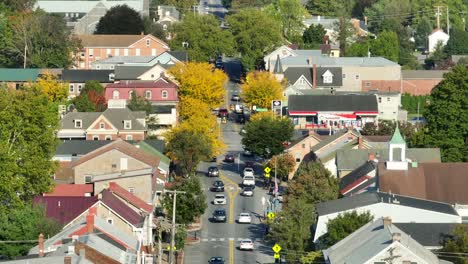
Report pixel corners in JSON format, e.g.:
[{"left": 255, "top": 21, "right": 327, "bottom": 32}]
[
  {"left": 241, "top": 71, "right": 284, "bottom": 109},
  {"left": 250, "top": 111, "right": 275, "bottom": 122},
  {"left": 35, "top": 73, "right": 68, "bottom": 102},
  {"left": 177, "top": 97, "right": 212, "bottom": 121},
  {"left": 168, "top": 62, "right": 228, "bottom": 109}
]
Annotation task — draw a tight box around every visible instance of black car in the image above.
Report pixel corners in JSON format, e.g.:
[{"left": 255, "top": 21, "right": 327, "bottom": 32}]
[
  {"left": 208, "top": 166, "right": 219, "bottom": 177},
  {"left": 212, "top": 209, "right": 227, "bottom": 222},
  {"left": 224, "top": 154, "right": 235, "bottom": 163},
  {"left": 211, "top": 180, "right": 225, "bottom": 192},
  {"left": 208, "top": 257, "right": 225, "bottom": 264},
  {"left": 236, "top": 115, "right": 245, "bottom": 124}
]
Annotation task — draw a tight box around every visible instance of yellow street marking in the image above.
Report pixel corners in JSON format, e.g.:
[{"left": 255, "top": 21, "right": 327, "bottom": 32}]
[
  {"left": 229, "top": 240, "right": 234, "bottom": 264},
  {"left": 229, "top": 198, "right": 235, "bottom": 224},
  {"left": 220, "top": 174, "right": 238, "bottom": 187}
]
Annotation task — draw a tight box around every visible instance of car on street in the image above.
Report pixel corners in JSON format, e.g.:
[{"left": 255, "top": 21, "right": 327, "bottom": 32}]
[
  {"left": 244, "top": 161, "right": 254, "bottom": 168},
  {"left": 207, "top": 166, "right": 219, "bottom": 177},
  {"left": 242, "top": 149, "right": 253, "bottom": 157},
  {"left": 231, "top": 94, "right": 240, "bottom": 101},
  {"left": 218, "top": 108, "right": 229, "bottom": 118},
  {"left": 236, "top": 114, "right": 245, "bottom": 124},
  {"left": 211, "top": 180, "right": 225, "bottom": 192},
  {"left": 213, "top": 194, "right": 227, "bottom": 205},
  {"left": 208, "top": 257, "right": 225, "bottom": 264},
  {"left": 242, "top": 175, "right": 255, "bottom": 186},
  {"left": 212, "top": 209, "right": 227, "bottom": 222},
  {"left": 241, "top": 186, "right": 254, "bottom": 197},
  {"left": 239, "top": 238, "right": 254, "bottom": 250},
  {"left": 224, "top": 154, "right": 235, "bottom": 163},
  {"left": 238, "top": 213, "right": 252, "bottom": 224},
  {"left": 243, "top": 167, "right": 254, "bottom": 177}
]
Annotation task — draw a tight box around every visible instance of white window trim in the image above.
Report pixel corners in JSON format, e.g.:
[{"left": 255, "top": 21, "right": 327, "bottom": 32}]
[
  {"left": 77, "top": 84, "right": 83, "bottom": 92},
  {"left": 145, "top": 90, "right": 152, "bottom": 99},
  {"left": 113, "top": 90, "right": 120, "bottom": 99},
  {"left": 323, "top": 75, "right": 333, "bottom": 84},
  {"left": 124, "top": 120, "right": 132, "bottom": 129},
  {"left": 69, "top": 84, "right": 75, "bottom": 92},
  {"left": 126, "top": 135, "right": 133, "bottom": 140},
  {"left": 105, "top": 135, "right": 112, "bottom": 140},
  {"left": 93, "top": 135, "right": 99, "bottom": 140},
  {"left": 162, "top": 90, "right": 168, "bottom": 99},
  {"left": 99, "top": 122, "right": 105, "bottom": 129},
  {"left": 75, "top": 119, "right": 82, "bottom": 128},
  {"left": 124, "top": 49, "right": 129, "bottom": 56},
  {"left": 146, "top": 39, "right": 150, "bottom": 46},
  {"left": 128, "top": 187, "right": 135, "bottom": 193}
]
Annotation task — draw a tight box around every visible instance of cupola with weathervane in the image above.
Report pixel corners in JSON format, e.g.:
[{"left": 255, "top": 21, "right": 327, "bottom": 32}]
[{"left": 386, "top": 126, "right": 408, "bottom": 170}]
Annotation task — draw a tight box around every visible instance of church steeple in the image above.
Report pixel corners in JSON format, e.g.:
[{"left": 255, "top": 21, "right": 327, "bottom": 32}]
[
  {"left": 386, "top": 125, "right": 408, "bottom": 170},
  {"left": 273, "top": 54, "right": 284, "bottom": 82}
]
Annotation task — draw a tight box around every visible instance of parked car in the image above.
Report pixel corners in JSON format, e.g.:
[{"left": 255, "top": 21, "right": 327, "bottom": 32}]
[
  {"left": 243, "top": 168, "right": 254, "bottom": 177},
  {"left": 236, "top": 115, "right": 245, "bottom": 124},
  {"left": 213, "top": 194, "right": 227, "bottom": 205},
  {"left": 242, "top": 149, "right": 253, "bottom": 157},
  {"left": 208, "top": 166, "right": 219, "bottom": 177},
  {"left": 244, "top": 161, "right": 254, "bottom": 168},
  {"left": 242, "top": 175, "right": 255, "bottom": 186},
  {"left": 239, "top": 239, "right": 254, "bottom": 250},
  {"left": 212, "top": 209, "right": 227, "bottom": 222},
  {"left": 231, "top": 94, "right": 240, "bottom": 101},
  {"left": 211, "top": 180, "right": 225, "bottom": 192},
  {"left": 238, "top": 213, "right": 252, "bottom": 224},
  {"left": 241, "top": 186, "right": 254, "bottom": 197},
  {"left": 224, "top": 154, "right": 235, "bottom": 163},
  {"left": 208, "top": 257, "right": 225, "bottom": 264},
  {"left": 218, "top": 109, "right": 229, "bottom": 118}
]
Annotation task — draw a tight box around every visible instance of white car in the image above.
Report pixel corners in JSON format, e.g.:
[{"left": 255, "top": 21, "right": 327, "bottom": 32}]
[
  {"left": 242, "top": 175, "right": 255, "bottom": 186},
  {"left": 238, "top": 213, "right": 252, "bottom": 224},
  {"left": 243, "top": 167, "right": 254, "bottom": 177},
  {"left": 241, "top": 186, "right": 254, "bottom": 197},
  {"left": 239, "top": 239, "right": 254, "bottom": 250},
  {"left": 213, "top": 194, "right": 226, "bottom": 205}
]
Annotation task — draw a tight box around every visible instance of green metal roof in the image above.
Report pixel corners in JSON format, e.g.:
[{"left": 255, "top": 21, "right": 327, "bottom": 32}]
[
  {"left": 0, "top": 69, "right": 40, "bottom": 82},
  {"left": 137, "top": 141, "right": 170, "bottom": 166},
  {"left": 389, "top": 126, "right": 406, "bottom": 145}
]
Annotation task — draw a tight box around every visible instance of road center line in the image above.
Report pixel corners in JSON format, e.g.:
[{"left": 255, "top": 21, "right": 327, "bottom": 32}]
[{"left": 229, "top": 240, "right": 234, "bottom": 264}]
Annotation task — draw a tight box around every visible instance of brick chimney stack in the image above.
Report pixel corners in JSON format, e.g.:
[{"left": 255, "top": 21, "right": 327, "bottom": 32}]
[
  {"left": 38, "top": 233, "right": 44, "bottom": 258},
  {"left": 358, "top": 137, "right": 364, "bottom": 149},
  {"left": 383, "top": 216, "right": 392, "bottom": 227},
  {"left": 86, "top": 207, "right": 97, "bottom": 234},
  {"left": 368, "top": 152, "right": 375, "bottom": 161}
]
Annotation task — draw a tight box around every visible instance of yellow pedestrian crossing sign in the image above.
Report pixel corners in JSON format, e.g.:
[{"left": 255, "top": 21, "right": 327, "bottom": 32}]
[
  {"left": 272, "top": 243, "right": 282, "bottom": 253},
  {"left": 167, "top": 246, "right": 176, "bottom": 250},
  {"left": 265, "top": 173, "right": 270, "bottom": 178},
  {"left": 274, "top": 253, "right": 280, "bottom": 259},
  {"left": 267, "top": 211, "right": 275, "bottom": 220},
  {"left": 264, "top": 167, "right": 271, "bottom": 173}
]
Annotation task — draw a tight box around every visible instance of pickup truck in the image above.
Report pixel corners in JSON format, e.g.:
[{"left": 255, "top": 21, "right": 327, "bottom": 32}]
[{"left": 242, "top": 175, "right": 255, "bottom": 186}]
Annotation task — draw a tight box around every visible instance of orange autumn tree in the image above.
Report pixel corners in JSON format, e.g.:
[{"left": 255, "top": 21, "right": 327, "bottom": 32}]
[{"left": 241, "top": 71, "right": 284, "bottom": 109}]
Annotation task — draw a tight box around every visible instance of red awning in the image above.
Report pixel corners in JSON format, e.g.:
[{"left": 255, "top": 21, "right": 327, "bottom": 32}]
[{"left": 355, "top": 111, "right": 378, "bottom": 115}]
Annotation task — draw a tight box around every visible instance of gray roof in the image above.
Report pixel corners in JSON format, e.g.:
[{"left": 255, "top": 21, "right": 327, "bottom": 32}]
[
  {"left": 279, "top": 56, "right": 399, "bottom": 67},
  {"left": 336, "top": 148, "right": 441, "bottom": 171},
  {"left": 402, "top": 70, "right": 449, "bottom": 79},
  {"left": 158, "top": 5, "right": 180, "bottom": 20},
  {"left": 77, "top": 234, "right": 138, "bottom": 263},
  {"left": 35, "top": 0, "right": 145, "bottom": 13},
  {"left": 303, "top": 17, "right": 338, "bottom": 29},
  {"left": 284, "top": 67, "right": 313, "bottom": 85},
  {"left": 284, "top": 66, "right": 343, "bottom": 87},
  {"left": 316, "top": 192, "right": 459, "bottom": 216},
  {"left": 293, "top": 49, "right": 323, "bottom": 57},
  {"left": 323, "top": 218, "right": 442, "bottom": 264},
  {"left": 288, "top": 94, "right": 378, "bottom": 113},
  {"left": 311, "top": 129, "right": 349, "bottom": 152},
  {"left": 60, "top": 108, "right": 146, "bottom": 131},
  {"left": 114, "top": 65, "right": 152, "bottom": 80},
  {"left": 141, "top": 139, "right": 166, "bottom": 153},
  {"left": 93, "top": 217, "right": 140, "bottom": 251},
  {"left": 394, "top": 223, "right": 458, "bottom": 248},
  {"left": 168, "top": 51, "right": 188, "bottom": 62},
  {"left": 94, "top": 56, "right": 158, "bottom": 65},
  {"left": 61, "top": 70, "right": 114, "bottom": 82},
  {"left": 273, "top": 54, "right": 283, "bottom": 73},
  {"left": 316, "top": 67, "right": 342, "bottom": 86},
  {"left": 3, "top": 254, "right": 92, "bottom": 264},
  {"left": 56, "top": 140, "right": 112, "bottom": 156},
  {"left": 152, "top": 105, "right": 174, "bottom": 114},
  {"left": 339, "top": 160, "right": 377, "bottom": 192}
]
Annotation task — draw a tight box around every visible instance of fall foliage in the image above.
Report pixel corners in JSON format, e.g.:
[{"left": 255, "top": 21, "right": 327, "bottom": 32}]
[
  {"left": 168, "top": 62, "right": 228, "bottom": 109},
  {"left": 265, "top": 153, "right": 296, "bottom": 181},
  {"left": 177, "top": 97, "right": 212, "bottom": 121},
  {"left": 241, "top": 71, "right": 284, "bottom": 109},
  {"left": 35, "top": 72, "right": 68, "bottom": 102}
]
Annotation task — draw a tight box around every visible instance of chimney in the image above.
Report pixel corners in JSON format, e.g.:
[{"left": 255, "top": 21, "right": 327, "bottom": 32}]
[
  {"left": 64, "top": 256, "right": 72, "bottom": 264},
  {"left": 392, "top": 232, "right": 401, "bottom": 242},
  {"left": 312, "top": 64, "right": 317, "bottom": 89},
  {"left": 383, "top": 217, "right": 392, "bottom": 227},
  {"left": 86, "top": 207, "right": 96, "bottom": 234},
  {"left": 368, "top": 152, "right": 375, "bottom": 161},
  {"left": 358, "top": 137, "right": 364, "bottom": 149},
  {"left": 38, "top": 233, "right": 44, "bottom": 258},
  {"left": 364, "top": 16, "right": 368, "bottom": 25}
]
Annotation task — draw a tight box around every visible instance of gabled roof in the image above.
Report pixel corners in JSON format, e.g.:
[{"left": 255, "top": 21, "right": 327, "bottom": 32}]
[
  {"left": 101, "top": 189, "right": 145, "bottom": 227},
  {"left": 339, "top": 160, "right": 377, "bottom": 195},
  {"left": 273, "top": 54, "right": 283, "bottom": 73},
  {"left": 316, "top": 191, "right": 459, "bottom": 216},
  {"left": 394, "top": 223, "right": 458, "bottom": 248},
  {"left": 93, "top": 56, "right": 158, "bottom": 65},
  {"left": 70, "top": 139, "right": 160, "bottom": 169},
  {"left": 60, "top": 112, "right": 101, "bottom": 130},
  {"left": 0, "top": 68, "right": 40, "bottom": 82},
  {"left": 55, "top": 140, "right": 112, "bottom": 156},
  {"left": 106, "top": 78, "right": 178, "bottom": 89},
  {"left": 60, "top": 108, "right": 146, "bottom": 131},
  {"left": 44, "top": 184, "right": 93, "bottom": 197},
  {"left": 284, "top": 67, "right": 313, "bottom": 84},
  {"left": 316, "top": 67, "right": 342, "bottom": 86},
  {"left": 280, "top": 55, "right": 399, "bottom": 67},
  {"left": 323, "top": 218, "right": 442, "bottom": 264},
  {"left": 402, "top": 70, "right": 449, "bottom": 79},
  {"left": 61, "top": 70, "right": 114, "bottom": 82},
  {"left": 167, "top": 51, "right": 188, "bottom": 62},
  {"left": 109, "top": 182, "right": 153, "bottom": 213},
  {"left": 77, "top": 34, "right": 168, "bottom": 48},
  {"left": 33, "top": 196, "right": 98, "bottom": 225},
  {"left": 114, "top": 65, "right": 153, "bottom": 80},
  {"left": 311, "top": 129, "right": 349, "bottom": 152},
  {"left": 288, "top": 94, "right": 378, "bottom": 113}
]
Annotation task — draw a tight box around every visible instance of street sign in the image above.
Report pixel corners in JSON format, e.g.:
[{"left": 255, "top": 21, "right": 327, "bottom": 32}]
[
  {"left": 167, "top": 246, "right": 177, "bottom": 250},
  {"left": 272, "top": 100, "right": 282, "bottom": 107},
  {"left": 265, "top": 173, "right": 270, "bottom": 178},
  {"left": 267, "top": 212, "right": 275, "bottom": 220},
  {"left": 272, "top": 243, "right": 282, "bottom": 253},
  {"left": 264, "top": 167, "right": 271, "bottom": 173},
  {"left": 274, "top": 253, "right": 280, "bottom": 259}
]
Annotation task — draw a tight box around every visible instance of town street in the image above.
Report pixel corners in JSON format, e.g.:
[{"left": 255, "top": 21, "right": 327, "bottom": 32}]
[{"left": 184, "top": 60, "right": 276, "bottom": 264}]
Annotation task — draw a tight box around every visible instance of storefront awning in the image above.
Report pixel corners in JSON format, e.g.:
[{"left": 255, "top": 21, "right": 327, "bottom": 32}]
[{"left": 355, "top": 111, "right": 378, "bottom": 115}]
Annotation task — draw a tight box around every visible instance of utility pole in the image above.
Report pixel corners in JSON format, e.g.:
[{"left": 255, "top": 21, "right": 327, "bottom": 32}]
[
  {"left": 446, "top": 6, "right": 450, "bottom": 35},
  {"left": 165, "top": 190, "right": 186, "bottom": 264},
  {"left": 435, "top": 6, "right": 443, "bottom": 29},
  {"left": 23, "top": 42, "right": 27, "bottom": 69}
]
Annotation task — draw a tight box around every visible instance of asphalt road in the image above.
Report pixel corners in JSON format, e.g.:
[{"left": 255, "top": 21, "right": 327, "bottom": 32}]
[
  {"left": 198, "top": 0, "right": 227, "bottom": 19},
  {"left": 184, "top": 60, "right": 276, "bottom": 264}
]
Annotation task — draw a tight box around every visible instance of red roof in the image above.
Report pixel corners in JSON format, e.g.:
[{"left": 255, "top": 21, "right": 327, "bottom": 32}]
[
  {"left": 33, "top": 196, "right": 98, "bottom": 225},
  {"left": 109, "top": 182, "right": 153, "bottom": 213},
  {"left": 44, "top": 184, "right": 93, "bottom": 197},
  {"left": 107, "top": 78, "right": 178, "bottom": 89},
  {"left": 101, "top": 189, "right": 144, "bottom": 227}
]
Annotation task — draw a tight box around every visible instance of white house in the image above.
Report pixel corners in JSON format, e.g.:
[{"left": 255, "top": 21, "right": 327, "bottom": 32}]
[{"left": 428, "top": 29, "right": 450, "bottom": 53}]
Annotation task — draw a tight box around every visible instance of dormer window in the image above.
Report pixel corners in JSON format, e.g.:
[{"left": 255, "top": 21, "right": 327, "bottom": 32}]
[
  {"left": 323, "top": 70, "right": 333, "bottom": 84},
  {"left": 109, "top": 73, "right": 115, "bottom": 82},
  {"left": 124, "top": 120, "right": 132, "bottom": 129},
  {"left": 75, "top": 119, "right": 82, "bottom": 128}
]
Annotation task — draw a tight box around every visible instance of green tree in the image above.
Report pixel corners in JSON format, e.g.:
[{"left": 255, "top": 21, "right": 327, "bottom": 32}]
[
  {"left": 266, "top": 0, "right": 308, "bottom": 41},
  {"left": 72, "top": 81, "right": 107, "bottom": 112},
  {"left": 319, "top": 210, "right": 374, "bottom": 247},
  {"left": 128, "top": 93, "right": 153, "bottom": 115},
  {"left": 163, "top": 176, "right": 207, "bottom": 225},
  {"left": 301, "top": 251, "right": 324, "bottom": 264},
  {"left": 371, "top": 30, "right": 399, "bottom": 62},
  {"left": 440, "top": 224, "right": 468, "bottom": 264},
  {"left": 144, "top": 16, "right": 166, "bottom": 41},
  {"left": 241, "top": 115, "right": 294, "bottom": 157},
  {"left": 266, "top": 153, "right": 296, "bottom": 181},
  {"left": 227, "top": 9, "right": 282, "bottom": 71},
  {"left": 288, "top": 160, "right": 339, "bottom": 204},
  {"left": 425, "top": 41, "right": 450, "bottom": 70},
  {"left": 95, "top": 5, "right": 145, "bottom": 34},
  {"left": 445, "top": 29, "right": 468, "bottom": 56},
  {"left": 166, "top": 129, "right": 212, "bottom": 176},
  {"left": 0, "top": 5, "right": 14, "bottom": 67},
  {"left": 0, "top": 204, "right": 62, "bottom": 259},
  {"left": 332, "top": 16, "right": 354, "bottom": 56},
  {"left": 170, "top": 14, "right": 235, "bottom": 62},
  {"left": 302, "top": 24, "right": 326, "bottom": 49},
  {"left": 346, "top": 37, "right": 370, "bottom": 57},
  {"left": 424, "top": 65, "right": 468, "bottom": 162},
  {"left": 414, "top": 16, "right": 432, "bottom": 50},
  {"left": 401, "top": 93, "right": 429, "bottom": 115},
  {"left": 306, "top": 0, "right": 340, "bottom": 16},
  {"left": 0, "top": 86, "right": 59, "bottom": 208},
  {"left": 1, "top": 0, "right": 36, "bottom": 11},
  {"left": 364, "top": 0, "right": 411, "bottom": 34}
]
